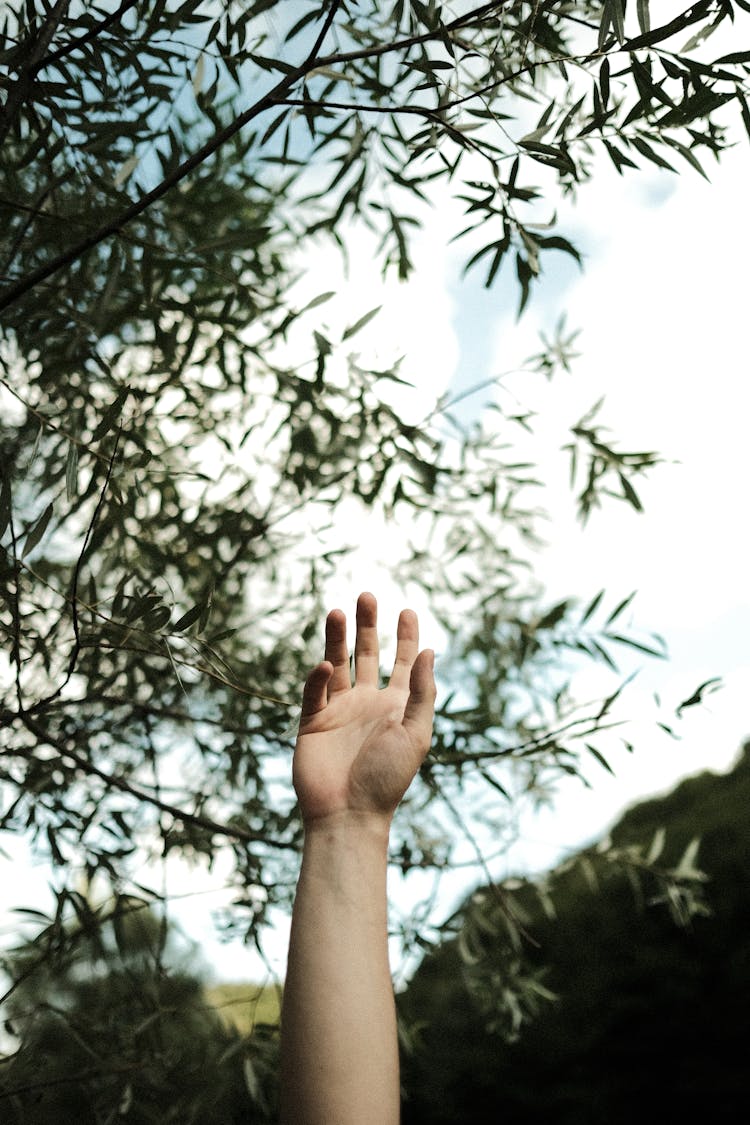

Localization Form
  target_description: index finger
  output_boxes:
[389,608,419,692]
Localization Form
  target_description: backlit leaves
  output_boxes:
[21,502,53,559]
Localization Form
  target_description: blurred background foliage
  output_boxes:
[0,897,279,1122]
[2,739,746,1119]
[400,741,750,1123]
[2,0,750,1116]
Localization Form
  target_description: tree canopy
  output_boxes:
[2,0,749,1114]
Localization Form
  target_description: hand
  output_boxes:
[293,592,436,826]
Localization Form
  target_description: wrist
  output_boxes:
[297,810,392,914]
[301,808,392,848]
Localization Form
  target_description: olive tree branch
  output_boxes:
[0,1,511,312]
[18,713,293,851]
[0,0,72,146]
[39,0,139,69]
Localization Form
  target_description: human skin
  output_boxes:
[279,592,436,1125]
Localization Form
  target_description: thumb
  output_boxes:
[300,660,334,720]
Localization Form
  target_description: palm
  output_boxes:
[293,594,435,824]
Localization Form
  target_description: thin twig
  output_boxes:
[40,0,138,69]
[0,1,511,312]
[19,713,294,851]
[7,506,23,711]
[68,428,122,665]
[0,0,72,146]
[305,0,343,66]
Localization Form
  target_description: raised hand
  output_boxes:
[293,591,436,825]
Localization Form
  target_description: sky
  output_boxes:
[3,39,749,988]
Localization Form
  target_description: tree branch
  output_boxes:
[428,712,622,767]
[0,0,511,313]
[0,0,72,146]
[18,713,294,851]
[39,0,139,70]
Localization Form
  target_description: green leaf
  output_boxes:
[586,744,615,776]
[537,600,569,630]
[603,139,639,174]
[595,672,637,720]
[0,469,11,540]
[581,589,604,625]
[599,57,610,109]
[191,53,205,95]
[285,7,321,41]
[301,291,335,312]
[91,387,129,442]
[715,50,750,64]
[22,502,53,559]
[313,330,332,355]
[668,137,709,180]
[519,140,576,175]
[604,590,636,627]
[629,135,676,172]
[198,585,214,633]
[142,605,172,631]
[172,603,205,632]
[515,252,532,314]
[619,472,643,511]
[260,108,288,145]
[66,441,79,501]
[28,422,43,469]
[590,638,619,672]
[610,0,625,41]
[636,0,651,36]
[676,676,722,715]
[605,633,666,658]
[537,235,582,263]
[599,0,625,48]
[249,53,296,75]
[46,825,64,865]
[113,153,139,187]
[343,306,381,340]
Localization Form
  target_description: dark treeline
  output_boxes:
[400,741,750,1124]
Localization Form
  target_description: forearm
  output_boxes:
[280,812,399,1125]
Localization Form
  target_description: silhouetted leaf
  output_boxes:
[21,502,53,559]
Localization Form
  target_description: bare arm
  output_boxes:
[279,592,436,1125]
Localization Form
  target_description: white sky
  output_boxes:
[3,85,749,989]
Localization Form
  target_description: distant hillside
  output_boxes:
[400,741,750,1125]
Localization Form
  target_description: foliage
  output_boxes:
[400,741,750,1123]
[1,0,749,1108]
[0,896,278,1122]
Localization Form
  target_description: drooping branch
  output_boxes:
[0,1,511,313]
[37,0,139,70]
[19,713,294,851]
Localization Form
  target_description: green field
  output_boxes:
[204,983,282,1036]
